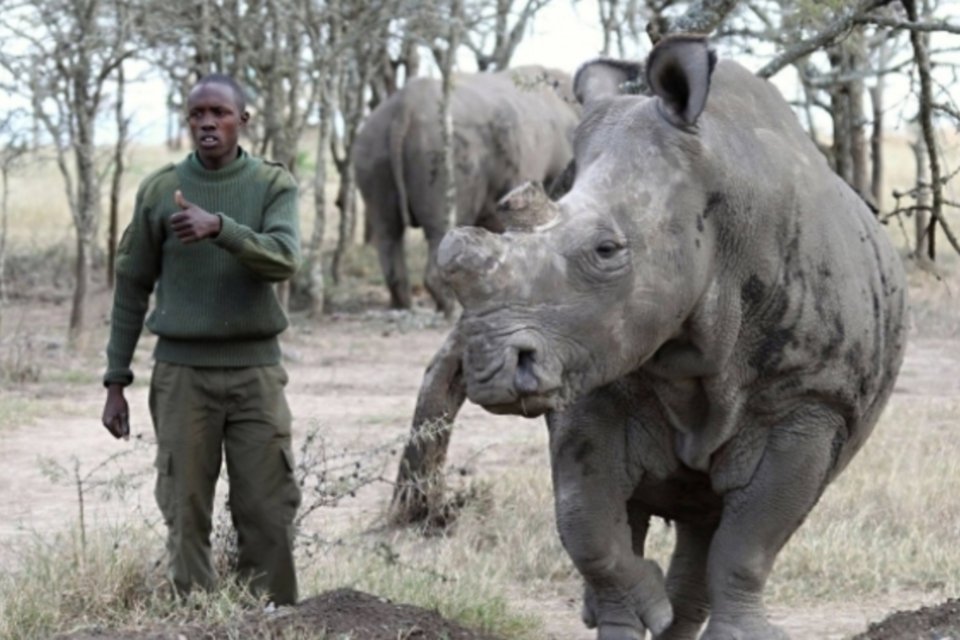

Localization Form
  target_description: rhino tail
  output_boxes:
[389,109,413,229]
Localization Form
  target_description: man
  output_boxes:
[100,74,302,606]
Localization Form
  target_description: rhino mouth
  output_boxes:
[464,345,563,417]
[483,394,558,417]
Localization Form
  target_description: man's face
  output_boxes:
[186,82,247,170]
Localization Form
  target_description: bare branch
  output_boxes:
[757,0,895,79]
[858,16,960,33]
[903,0,951,258]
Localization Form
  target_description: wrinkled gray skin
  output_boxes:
[437,36,907,640]
[354,66,579,315]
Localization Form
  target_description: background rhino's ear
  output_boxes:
[645,34,717,128]
[573,58,644,109]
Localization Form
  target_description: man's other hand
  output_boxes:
[102,384,130,440]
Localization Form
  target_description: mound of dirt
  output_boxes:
[853,598,960,640]
[268,588,501,639]
[56,588,502,640]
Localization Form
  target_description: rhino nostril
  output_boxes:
[515,349,539,394]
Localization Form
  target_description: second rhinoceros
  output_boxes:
[354,66,579,316]
[432,35,907,639]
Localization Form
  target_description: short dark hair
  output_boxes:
[193,74,247,113]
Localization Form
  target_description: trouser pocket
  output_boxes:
[154,449,175,526]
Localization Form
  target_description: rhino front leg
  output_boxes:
[582,505,654,630]
[702,411,840,640]
[549,414,673,639]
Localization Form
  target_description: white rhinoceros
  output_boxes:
[402,35,908,640]
[354,66,580,316]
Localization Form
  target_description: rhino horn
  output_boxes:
[437,226,506,305]
[492,181,560,232]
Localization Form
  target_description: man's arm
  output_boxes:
[101,183,163,438]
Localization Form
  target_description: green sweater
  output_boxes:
[104,150,300,386]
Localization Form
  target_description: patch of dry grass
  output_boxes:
[767,395,960,604]
[0,523,267,640]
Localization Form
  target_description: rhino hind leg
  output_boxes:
[375,229,412,309]
[656,522,714,640]
[423,229,456,318]
[700,410,840,640]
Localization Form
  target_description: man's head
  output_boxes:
[187,74,249,170]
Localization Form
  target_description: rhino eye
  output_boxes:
[595,240,623,259]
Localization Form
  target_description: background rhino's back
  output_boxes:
[354,87,410,221]
[450,67,578,194]
[703,61,907,468]
[388,69,577,226]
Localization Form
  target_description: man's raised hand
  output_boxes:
[171,190,222,243]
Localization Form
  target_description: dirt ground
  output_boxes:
[2,283,959,639]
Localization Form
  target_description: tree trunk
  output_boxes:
[438,0,463,234]
[69,233,89,346]
[846,35,870,197]
[331,160,356,284]
[869,36,888,210]
[107,62,127,289]
[911,135,929,261]
[390,326,467,527]
[391,0,466,528]
[905,0,947,261]
[68,72,100,347]
[829,48,852,184]
[331,61,364,285]
[869,82,884,210]
[300,72,337,317]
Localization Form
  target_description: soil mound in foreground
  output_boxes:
[852,598,960,640]
[56,588,501,639]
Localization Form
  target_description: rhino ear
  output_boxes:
[573,58,644,109]
[645,34,717,128]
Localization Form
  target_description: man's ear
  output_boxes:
[645,34,717,128]
[573,58,644,110]
[240,110,250,125]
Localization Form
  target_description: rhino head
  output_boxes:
[438,35,719,417]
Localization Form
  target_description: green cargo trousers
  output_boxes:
[149,361,301,605]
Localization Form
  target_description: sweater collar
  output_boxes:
[184,147,254,182]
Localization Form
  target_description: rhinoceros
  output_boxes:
[405,35,908,639]
[353,66,580,316]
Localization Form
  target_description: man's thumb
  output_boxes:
[174,190,190,209]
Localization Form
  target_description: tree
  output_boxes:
[709,0,960,260]
[106,59,131,289]
[464,0,555,71]
[0,111,28,330]
[0,0,136,345]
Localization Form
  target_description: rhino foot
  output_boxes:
[598,623,646,640]
[581,559,673,638]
